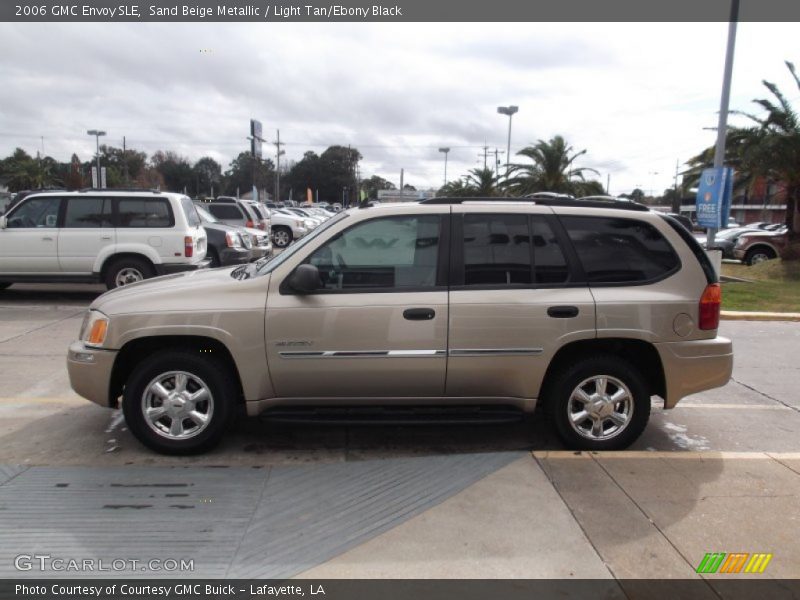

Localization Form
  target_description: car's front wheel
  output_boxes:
[272,226,293,248]
[122,350,236,454]
[545,355,650,451]
[744,247,776,266]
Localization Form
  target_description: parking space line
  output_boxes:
[671,403,792,410]
[533,451,800,460]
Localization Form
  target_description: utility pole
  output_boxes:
[672,159,681,213]
[274,130,284,203]
[607,173,611,195]
[478,142,489,170]
[490,149,505,178]
[123,136,129,185]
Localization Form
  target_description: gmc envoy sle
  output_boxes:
[68,198,733,454]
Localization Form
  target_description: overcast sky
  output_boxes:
[0,22,797,195]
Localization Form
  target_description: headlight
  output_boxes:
[734,237,746,247]
[80,310,109,348]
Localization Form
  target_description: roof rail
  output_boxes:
[78,187,162,193]
[419,196,650,212]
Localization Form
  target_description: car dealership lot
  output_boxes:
[1,283,800,580]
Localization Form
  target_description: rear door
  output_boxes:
[114,196,176,262]
[446,206,596,399]
[58,196,115,274]
[0,196,62,274]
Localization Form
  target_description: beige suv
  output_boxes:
[67,198,733,454]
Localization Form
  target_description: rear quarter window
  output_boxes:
[117,198,174,228]
[560,215,680,284]
[180,196,201,227]
[208,205,244,220]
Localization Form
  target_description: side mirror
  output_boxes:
[0,216,6,229]
[288,264,322,294]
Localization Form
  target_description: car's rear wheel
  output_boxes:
[744,247,776,266]
[105,257,154,290]
[545,355,650,451]
[122,350,236,455]
[207,248,221,268]
[272,226,293,248]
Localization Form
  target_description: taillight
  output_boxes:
[225,232,236,247]
[184,236,194,258]
[246,220,254,228]
[699,283,721,330]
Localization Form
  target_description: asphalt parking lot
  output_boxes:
[1,283,799,582]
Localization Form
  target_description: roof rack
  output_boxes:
[78,187,162,193]
[419,196,650,212]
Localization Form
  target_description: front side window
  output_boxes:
[306,215,441,290]
[7,197,61,228]
[561,216,680,283]
[64,198,113,228]
[117,198,173,228]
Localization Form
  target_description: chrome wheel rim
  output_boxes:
[567,375,633,441]
[141,371,214,440]
[751,253,769,264]
[274,230,290,247]
[115,267,144,287]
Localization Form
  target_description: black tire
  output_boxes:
[122,349,236,455]
[272,226,293,248]
[544,355,650,451]
[744,247,776,266]
[207,248,221,268]
[0,283,11,291]
[104,256,155,290]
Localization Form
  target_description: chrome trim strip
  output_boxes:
[279,349,447,359]
[448,348,544,357]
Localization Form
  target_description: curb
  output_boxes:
[721,311,800,322]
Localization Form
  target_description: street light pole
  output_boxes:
[438,147,450,186]
[497,105,518,179]
[86,129,106,188]
[708,0,739,248]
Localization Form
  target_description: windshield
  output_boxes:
[256,210,349,275]
[194,204,220,224]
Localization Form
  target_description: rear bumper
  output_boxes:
[155,258,211,275]
[67,341,117,408]
[219,247,252,266]
[655,336,733,408]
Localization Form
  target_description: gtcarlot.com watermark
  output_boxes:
[14,554,194,573]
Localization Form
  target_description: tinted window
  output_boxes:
[180,196,201,227]
[208,205,243,220]
[7,197,61,228]
[64,198,113,228]
[532,217,570,284]
[307,215,440,290]
[117,198,173,228]
[561,216,679,283]
[463,214,531,285]
[249,204,266,219]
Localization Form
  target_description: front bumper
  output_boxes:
[67,341,118,408]
[733,248,746,260]
[655,336,733,408]
[155,258,212,275]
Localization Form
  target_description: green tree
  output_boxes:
[505,135,599,196]
[285,146,361,204]
[192,156,222,197]
[0,148,62,191]
[360,175,395,200]
[220,151,275,198]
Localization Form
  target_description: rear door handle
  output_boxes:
[547,305,579,318]
[403,308,435,321]
[41,236,54,241]
[101,235,112,241]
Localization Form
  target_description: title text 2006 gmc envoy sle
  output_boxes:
[68,198,733,454]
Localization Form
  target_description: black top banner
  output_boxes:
[3,0,800,22]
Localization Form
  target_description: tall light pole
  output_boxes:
[86,129,106,188]
[497,105,518,178]
[438,147,450,186]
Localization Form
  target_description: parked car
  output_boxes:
[733,228,789,265]
[0,190,209,290]
[192,204,254,267]
[285,207,324,227]
[704,227,761,259]
[270,210,311,247]
[238,199,272,233]
[67,196,732,454]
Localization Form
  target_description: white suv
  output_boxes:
[0,190,209,290]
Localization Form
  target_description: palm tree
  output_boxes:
[505,135,599,196]
[687,61,800,243]
[464,167,500,196]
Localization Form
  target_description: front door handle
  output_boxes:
[41,236,54,241]
[101,235,112,241]
[547,305,579,318]
[403,308,435,321]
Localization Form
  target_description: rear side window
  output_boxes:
[459,214,570,287]
[180,197,201,227]
[208,205,243,220]
[64,198,113,228]
[117,198,173,228]
[561,216,680,284]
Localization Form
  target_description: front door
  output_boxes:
[265,210,449,398]
[0,196,62,274]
